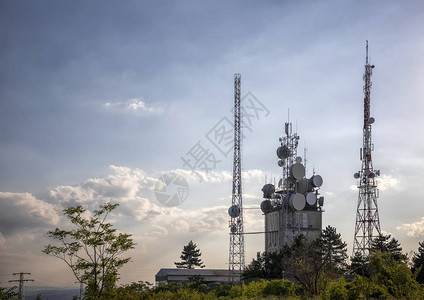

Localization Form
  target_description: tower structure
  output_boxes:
[9,272,34,300]
[228,73,245,283]
[261,121,324,253]
[353,41,381,256]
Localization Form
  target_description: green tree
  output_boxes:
[0,286,18,299]
[319,225,348,274]
[371,234,407,262]
[43,202,135,299]
[285,235,323,295]
[369,251,423,299]
[349,251,372,277]
[412,241,424,284]
[174,241,205,269]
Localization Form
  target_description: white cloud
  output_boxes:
[50,165,158,205]
[397,217,424,237]
[349,174,399,192]
[0,192,60,235]
[104,97,160,114]
[377,174,400,191]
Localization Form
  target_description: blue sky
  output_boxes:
[1,0,424,287]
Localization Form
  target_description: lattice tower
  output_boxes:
[228,73,245,282]
[353,41,381,256]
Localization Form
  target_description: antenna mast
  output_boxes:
[353,41,381,256]
[228,73,245,283]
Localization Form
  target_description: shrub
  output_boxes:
[263,279,296,297]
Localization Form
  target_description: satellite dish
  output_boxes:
[228,205,240,218]
[305,192,316,205]
[308,175,323,189]
[262,183,275,198]
[260,200,272,213]
[367,117,375,125]
[296,156,302,163]
[278,160,285,167]
[296,178,308,194]
[289,163,305,180]
[230,224,237,233]
[354,172,360,179]
[289,193,306,211]
[276,145,290,159]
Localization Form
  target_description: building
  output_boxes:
[155,268,239,286]
[261,121,324,253]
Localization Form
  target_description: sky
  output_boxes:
[1,0,424,288]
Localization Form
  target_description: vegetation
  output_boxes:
[412,241,424,284]
[40,211,424,299]
[42,202,135,299]
[174,240,205,269]
[243,226,347,295]
[0,286,18,300]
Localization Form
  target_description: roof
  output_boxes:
[155,268,240,282]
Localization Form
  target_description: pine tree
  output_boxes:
[371,234,406,262]
[349,251,373,277]
[174,240,205,269]
[319,225,348,272]
[412,241,424,283]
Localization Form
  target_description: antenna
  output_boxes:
[353,41,381,257]
[228,73,245,283]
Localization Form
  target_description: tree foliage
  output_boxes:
[243,226,348,295]
[319,225,348,274]
[0,286,18,300]
[349,251,373,277]
[174,240,205,269]
[412,241,424,284]
[371,234,407,262]
[42,202,135,299]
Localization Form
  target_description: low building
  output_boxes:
[155,268,239,285]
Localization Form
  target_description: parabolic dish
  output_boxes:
[310,174,323,188]
[305,192,317,205]
[290,163,305,180]
[262,183,275,198]
[289,193,306,211]
[228,205,240,218]
[296,178,308,194]
[260,200,272,213]
[276,145,290,159]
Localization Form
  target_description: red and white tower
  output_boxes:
[353,41,381,256]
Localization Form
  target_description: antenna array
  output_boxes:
[353,41,381,256]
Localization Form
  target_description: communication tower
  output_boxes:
[228,73,244,282]
[261,120,324,252]
[353,41,381,256]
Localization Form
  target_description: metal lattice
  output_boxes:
[353,41,381,256]
[229,73,245,283]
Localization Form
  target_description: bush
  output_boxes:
[320,277,348,300]
[263,279,296,297]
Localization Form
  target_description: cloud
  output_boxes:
[377,174,400,191]
[397,217,424,237]
[0,232,5,248]
[44,166,235,236]
[349,174,399,192]
[0,192,60,236]
[49,165,159,205]
[104,97,161,114]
